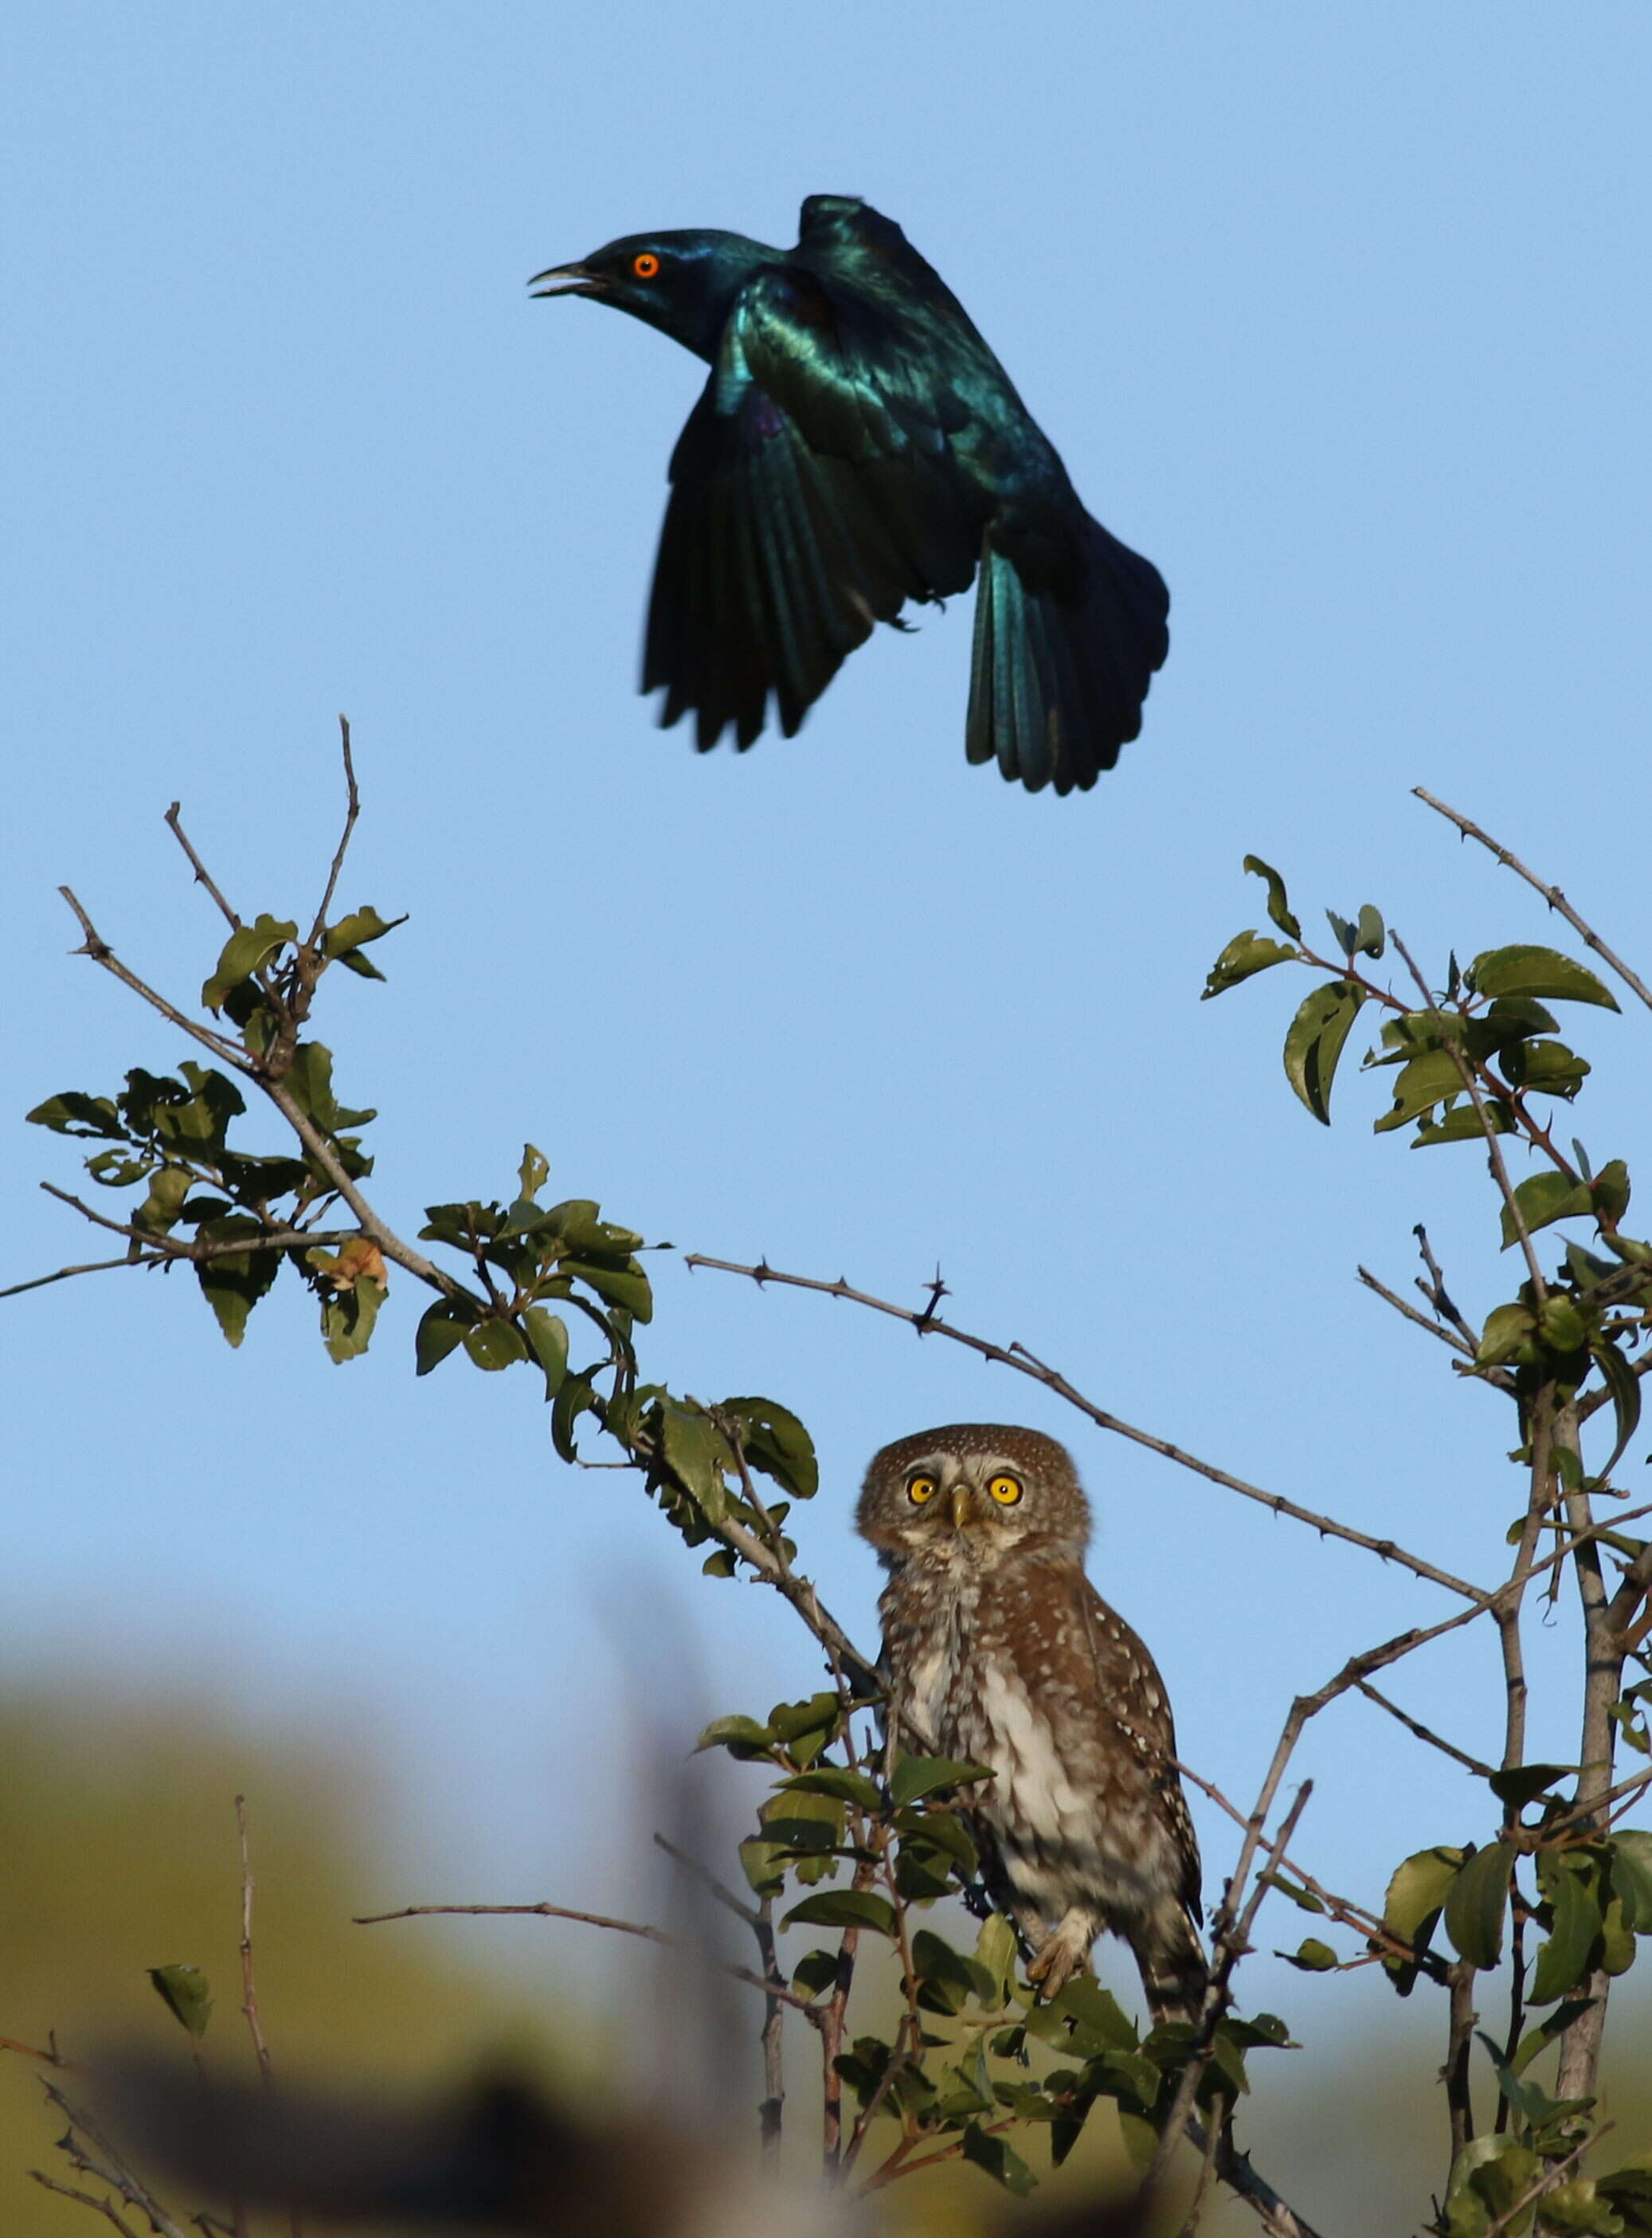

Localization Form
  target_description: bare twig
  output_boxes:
[1353,1680,1495,1778]
[1413,788,1652,1015]
[58,889,252,1072]
[233,1797,275,2087]
[29,2168,143,2238]
[1414,1227,1483,1354]
[1358,1262,1483,1366]
[1389,929,1547,1299]
[353,1899,820,2015]
[164,804,241,931]
[1444,1962,1478,2161]
[0,1254,139,1301]
[41,2079,191,2238]
[308,717,361,949]
[1555,1401,1618,2103]
[684,1253,1482,1601]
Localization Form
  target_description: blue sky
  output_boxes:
[5,2,1651,2071]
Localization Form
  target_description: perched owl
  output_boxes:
[857,1423,1204,2021]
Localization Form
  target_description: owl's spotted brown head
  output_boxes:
[856,1422,1092,1568]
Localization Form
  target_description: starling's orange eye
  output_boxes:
[988,1473,1024,1506]
[907,1472,938,1504]
[632,251,661,280]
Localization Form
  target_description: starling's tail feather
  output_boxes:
[966,518,1169,795]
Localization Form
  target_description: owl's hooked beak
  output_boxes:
[948,1483,976,1531]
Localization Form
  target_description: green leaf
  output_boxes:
[1258,1869,1325,1913]
[133,1165,194,1236]
[960,2122,1035,2197]
[1353,903,1386,958]
[1383,1844,1466,1994]
[792,1948,840,1999]
[1444,1840,1515,1970]
[974,1915,1019,2005]
[1488,1763,1575,1809]
[517,1143,550,1201]
[1372,1047,1468,1134]
[1611,1832,1652,1933]
[1591,1338,1643,1482]
[25,1092,124,1139]
[550,1370,597,1460]
[322,904,405,970]
[1243,855,1302,941]
[414,1297,474,1376]
[194,1216,280,1348]
[1501,1172,1595,1248]
[464,1319,529,1372]
[1415,1099,1517,1147]
[202,915,298,1012]
[781,1890,898,1938]
[147,1963,213,2036]
[782,1767,884,1813]
[1470,945,1619,1012]
[563,1259,653,1323]
[1591,1159,1631,1225]
[1283,979,1365,1124]
[1280,1938,1339,1971]
[1505,1038,1591,1099]
[1478,1302,1539,1369]
[718,1397,819,1499]
[1532,1859,1604,2005]
[694,1715,775,1761]
[1540,1295,1587,1353]
[519,1307,568,1397]
[889,1753,993,1807]
[660,1403,733,1520]
[1201,930,1298,999]
[322,1275,383,1364]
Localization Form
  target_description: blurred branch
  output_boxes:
[684,1253,1481,1601]
[353,1899,820,2016]
[28,2168,144,2238]
[40,2079,190,2238]
[1414,788,1652,1015]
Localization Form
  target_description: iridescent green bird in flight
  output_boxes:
[530,194,1169,796]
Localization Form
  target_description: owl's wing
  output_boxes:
[1075,1578,1204,1926]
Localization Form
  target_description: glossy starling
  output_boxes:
[531,194,1169,796]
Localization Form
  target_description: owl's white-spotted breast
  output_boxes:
[857,1423,1204,2020]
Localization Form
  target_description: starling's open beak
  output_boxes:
[528,262,604,299]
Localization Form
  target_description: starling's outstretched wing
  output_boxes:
[643,267,981,751]
[793,194,1171,796]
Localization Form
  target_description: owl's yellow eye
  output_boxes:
[988,1473,1024,1506]
[632,250,661,280]
[906,1472,938,1504]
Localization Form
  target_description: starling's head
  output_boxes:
[529,228,776,363]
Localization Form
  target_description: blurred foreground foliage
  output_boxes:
[0,1694,564,2238]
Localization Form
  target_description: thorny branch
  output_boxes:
[683,1253,1482,1601]
[1413,788,1652,1016]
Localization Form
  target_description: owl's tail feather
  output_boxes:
[1137,1906,1209,2028]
